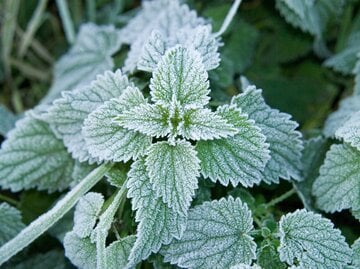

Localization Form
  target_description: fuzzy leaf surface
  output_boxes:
[335,111,360,151]
[106,236,136,269]
[150,46,210,107]
[42,23,121,103]
[278,209,352,269]
[126,159,186,267]
[45,70,131,163]
[0,115,74,192]
[83,87,151,162]
[163,197,256,269]
[196,105,270,187]
[313,144,360,213]
[352,238,360,267]
[232,86,303,184]
[0,203,25,246]
[146,140,200,215]
[73,192,104,238]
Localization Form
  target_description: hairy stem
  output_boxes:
[0,194,19,207]
[215,0,242,37]
[0,164,111,266]
[265,188,296,208]
[94,182,128,269]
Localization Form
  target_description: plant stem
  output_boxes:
[0,194,19,207]
[215,0,242,37]
[94,182,128,269]
[56,0,76,44]
[265,188,296,208]
[86,0,96,22]
[0,164,111,266]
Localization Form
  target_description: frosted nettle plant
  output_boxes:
[0,0,358,269]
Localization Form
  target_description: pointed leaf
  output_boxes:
[0,203,25,246]
[126,159,186,266]
[64,232,96,269]
[323,95,360,137]
[196,105,270,187]
[313,144,360,213]
[150,46,210,107]
[278,209,352,269]
[146,140,200,215]
[115,103,170,138]
[232,86,303,184]
[335,111,360,151]
[163,197,257,268]
[0,114,74,192]
[83,88,152,162]
[180,108,239,140]
[73,192,104,238]
[42,23,122,103]
[45,70,132,163]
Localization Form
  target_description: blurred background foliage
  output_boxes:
[0,0,359,267]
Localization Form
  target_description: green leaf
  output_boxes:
[150,46,210,107]
[336,111,360,151]
[115,103,171,138]
[106,236,136,269]
[126,159,186,266]
[258,244,286,269]
[0,203,25,246]
[163,197,257,268]
[196,105,270,187]
[145,140,200,215]
[0,114,74,192]
[73,192,104,238]
[64,232,97,269]
[11,250,66,269]
[83,88,152,162]
[180,108,238,140]
[232,86,303,184]
[313,144,360,213]
[45,70,132,163]
[352,238,360,267]
[278,209,352,269]
[42,23,121,103]
[230,265,261,269]
[323,95,360,137]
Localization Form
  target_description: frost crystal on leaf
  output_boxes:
[145,140,200,216]
[278,209,352,269]
[42,23,122,103]
[150,46,210,107]
[126,159,186,267]
[232,86,303,184]
[323,95,360,137]
[352,238,360,267]
[73,192,104,238]
[163,197,257,269]
[313,144,360,213]
[335,111,360,151]
[83,87,152,162]
[0,114,74,192]
[196,105,270,187]
[45,70,132,163]
[0,203,25,246]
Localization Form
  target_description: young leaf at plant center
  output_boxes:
[45,70,132,163]
[257,243,286,269]
[313,144,360,214]
[0,203,25,246]
[0,114,74,192]
[232,86,303,184]
[126,159,186,267]
[162,197,257,269]
[323,95,360,137]
[335,111,360,151]
[150,46,210,108]
[196,105,270,187]
[278,209,352,269]
[230,265,261,269]
[42,23,122,104]
[145,140,200,216]
[64,232,97,269]
[83,87,152,162]
[73,192,104,238]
